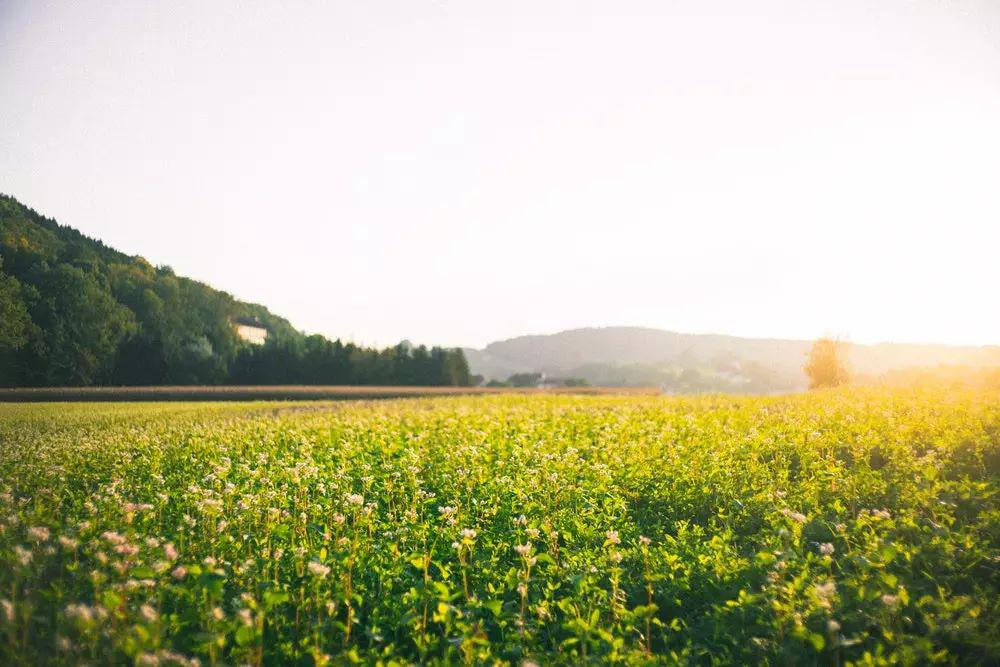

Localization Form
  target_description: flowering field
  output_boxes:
[1,391,998,665]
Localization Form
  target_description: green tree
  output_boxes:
[22,265,136,385]
[804,337,850,389]
[0,258,30,352]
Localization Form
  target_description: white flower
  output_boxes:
[115,543,139,557]
[0,599,13,623]
[139,604,158,623]
[164,543,178,561]
[65,603,95,622]
[171,566,187,580]
[814,581,837,608]
[460,528,477,540]
[307,561,331,578]
[101,531,127,546]
[605,530,621,545]
[525,528,540,539]
[58,536,79,549]
[780,509,807,524]
[13,545,31,566]
[819,543,834,555]
[639,535,652,546]
[346,493,364,506]
[881,594,900,607]
[198,498,223,514]
[27,526,50,542]
[514,543,533,556]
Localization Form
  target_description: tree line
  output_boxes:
[0,195,470,387]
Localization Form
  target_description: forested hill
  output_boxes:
[0,195,470,387]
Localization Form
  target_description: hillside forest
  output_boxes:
[0,195,470,387]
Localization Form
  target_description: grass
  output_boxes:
[0,389,998,665]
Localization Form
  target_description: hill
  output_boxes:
[0,195,470,387]
[465,327,1000,392]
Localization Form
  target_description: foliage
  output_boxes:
[0,258,31,353]
[0,195,469,387]
[507,373,543,387]
[805,338,851,389]
[1,389,998,665]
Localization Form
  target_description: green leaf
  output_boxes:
[235,625,255,646]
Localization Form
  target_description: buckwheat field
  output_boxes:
[1,390,998,665]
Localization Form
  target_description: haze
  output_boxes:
[1,0,998,349]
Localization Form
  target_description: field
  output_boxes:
[0,385,659,403]
[1,390,998,665]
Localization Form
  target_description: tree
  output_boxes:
[507,372,542,387]
[22,265,136,385]
[804,337,850,389]
[445,348,472,386]
[0,259,30,352]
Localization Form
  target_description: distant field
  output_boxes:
[0,384,660,402]
[1,389,998,665]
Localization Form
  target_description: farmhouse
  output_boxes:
[233,317,268,345]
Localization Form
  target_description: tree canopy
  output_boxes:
[804,337,851,389]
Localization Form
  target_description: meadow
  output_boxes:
[0,390,998,665]
[0,385,657,403]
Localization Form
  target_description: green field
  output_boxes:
[1,391,998,665]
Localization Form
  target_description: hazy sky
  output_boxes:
[2,0,999,348]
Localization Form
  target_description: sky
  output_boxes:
[1,0,999,349]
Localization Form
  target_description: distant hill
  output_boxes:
[0,195,470,387]
[465,327,1000,392]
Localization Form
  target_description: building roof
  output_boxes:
[233,316,267,330]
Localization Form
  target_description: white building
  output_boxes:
[234,318,268,345]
